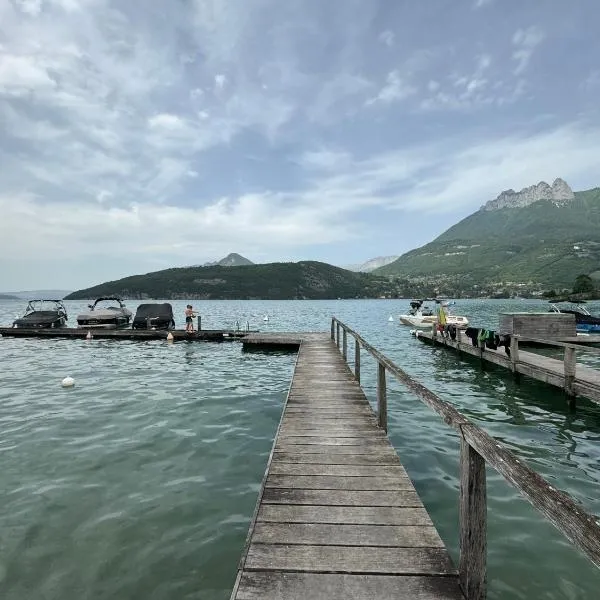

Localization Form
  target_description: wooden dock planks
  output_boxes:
[416,329,600,405]
[231,334,464,600]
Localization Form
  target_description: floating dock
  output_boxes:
[415,329,600,406]
[0,327,253,341]
[231,333,464,600]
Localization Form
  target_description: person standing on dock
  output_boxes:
[184,305,197,333]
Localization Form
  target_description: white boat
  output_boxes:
[76,296,133,329]
[399,299,468,329]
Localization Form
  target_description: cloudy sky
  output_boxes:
[1,0,599,290]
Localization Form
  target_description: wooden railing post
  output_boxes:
[342,329,347,360]
[354,339,361,384]
[510,336,520,382]
[331,318,335,340]
[377,361,387,432]
[564,347,576,407]
[459,437,487,600]
[336,322,341,349]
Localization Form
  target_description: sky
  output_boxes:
[1,0,599,291]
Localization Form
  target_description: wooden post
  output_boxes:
[377,362,387,432]
[198,315,202,331]
[342,329,347,360]
[459,437,487,600]
[564,346,576,407]
[330,318,335,340]
[510,336,520,383]
[336,322,341,349]
[354,340,361,384]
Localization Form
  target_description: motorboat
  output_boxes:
[549,300,600,333]
[399,299,469,329]
[13,299,68,328]
[76,297,132,329]
[132,303,175,330]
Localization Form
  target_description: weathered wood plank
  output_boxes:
[272,451,401,465]
[279,427,384,436]
[276,436,389,446]
[266,474,413,490]
[268,463,408,477]
[274,444,394,454]
[236,572,465,600]
[261,488,423,507]
[245,544,456,575]
[257,504,434,525]
[252,522,444,547]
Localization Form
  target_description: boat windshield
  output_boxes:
[90,297,126,310]
[25,300,65,314]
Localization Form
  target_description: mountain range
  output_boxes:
[34,178,600,300]
[0,289,73,300]
[65,261,395,300]
[375,179,600,296]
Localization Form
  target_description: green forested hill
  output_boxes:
[65,261,395,300]
[375,188,600,294]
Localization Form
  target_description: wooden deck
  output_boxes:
[416,329,600,406]
[0,327,251,341]
[231,333,464,600]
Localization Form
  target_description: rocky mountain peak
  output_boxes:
[481,178,575,211]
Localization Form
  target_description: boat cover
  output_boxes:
[14,311,64,327]
[132,303,175,329]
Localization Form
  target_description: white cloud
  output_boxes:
[367,70,416,105]
[214,73,227,90]
[148,113,186,130]
[512,26,545,74]
[378,30,394,47]
[0,54,57,95]
[474,0,494,7]
[299,149,352,171]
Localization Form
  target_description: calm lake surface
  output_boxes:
[0,298,599,599]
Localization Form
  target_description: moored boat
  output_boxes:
[399,299,469,329]
[76,297,132,329]
[132,303,176,330]
[549,300,600,333]
[13,299,68,328]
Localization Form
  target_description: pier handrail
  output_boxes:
[512,334,600,353]
[331,317,600,600]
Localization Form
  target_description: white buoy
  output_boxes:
[167,332,174,343]
[263,315,269,322]
[86,331,92,340]
[61,376,75,388]
[388,315,394,322]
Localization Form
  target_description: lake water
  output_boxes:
[0,298,599,599]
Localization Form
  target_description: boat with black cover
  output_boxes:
[76,297,133,329]
[13,299,68,328]
[549,299,600,333]
[132,303,176,330]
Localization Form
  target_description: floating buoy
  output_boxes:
[388,315,394,322]
[263,315,269,322]
[61,376,75,388]
[86,331,92,340]
[167,332,174,343]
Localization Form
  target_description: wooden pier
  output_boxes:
[415,329,600,407]
[0,327,251,341]
[231,333,464,600]
[233,320,600,599]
